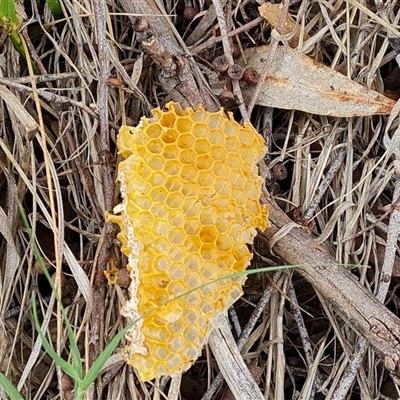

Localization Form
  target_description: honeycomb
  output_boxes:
[107,102,269,381]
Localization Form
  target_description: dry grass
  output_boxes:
[1,0,400,399]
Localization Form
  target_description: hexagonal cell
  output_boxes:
[213,161,230,177]
[152,345,169,361]
[169,263,185,280]
[168,281,186,297]
[155,364,168,377]
[182,325,199,343]
[176,117,194,133]
[232,244,250,261]
[142,326,169,342]
[200,261,218,279]
[161,129,177,143]
[198,187,216,206]
[239,145,254,162]
[169,336,184,352]
[198,207,218,226]
[165,176,183,192]
[148,155,165,170]
[160,112,176,127]
[200,243,219,260]
[200,300,214,314]
[228,286,243,303]
[184,235,201,251]
[149,171,166,186]
[137,164,152,178]
[153,313,169,326]
[150,187,169,203]
[192,154,214,169]
[170,213,184,228]
[182,308,201,324]
[151,203,169,218]
[166,353,183,370]
[242,161,255,175]
[181,165,198,182]
[224,136,240,153]
[199,226,218,244]
[214,197,230,209]
[166,192,184,209]
[164,160,181,176]
[239,127,255,145]
[201,281,217,296]
[177,133,195,149]
[183,218,201,235]
[183,344,200,360]
[140,286,169,306]
[145,124,162,138]
[184,254,202,270]
[244,180,261,199]
[134,195,152,210]
[226,153,242,168]
[208,113,224,129]
[229,170,245,188]
[153,237,171,253]
[170,246,185,261]
[181,182,199,197]
[223,121,238,136]
[197,171,214,187]
[162,144,180,159]
[194,139,211,155]
[232,189,247,206]
[214,178,231,196]
[209,130,225,145]
[147,138,163,154]
[167,228,185,244]
[210,145,226,161]
[147,273,170,290]
[192,110,207,122]
[154,220,169,236]
[246,198,262,216]
[136,212,155,229]
[185,290,203,308]
[217,253,236,268]
[192,123,208,138]
[183,198,202,217]
[183,271,202,288]
[215,235,234,251]
[161,301,183,323]
[180,148,197,164]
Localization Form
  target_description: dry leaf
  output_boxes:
[238,45,395,117]
[259,2,309,48]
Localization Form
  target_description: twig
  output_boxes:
[213,0,249,121]
[0,71,88,84]
[190,17,264,55]
[247,0,291,119]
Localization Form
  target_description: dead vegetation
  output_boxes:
[2,0,400,399]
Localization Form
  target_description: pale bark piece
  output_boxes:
[260,191,400,377]
[238,45,395,117]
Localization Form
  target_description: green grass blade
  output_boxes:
[45,0,63,20]
[31,293,81,381]
[0,0,18,27]
[0,371,25,400]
